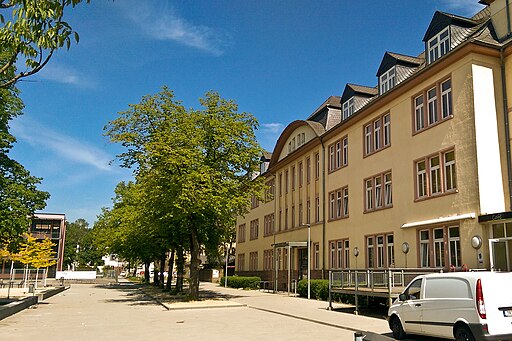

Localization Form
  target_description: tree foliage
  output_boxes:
[0,69,49,242]
[104,87,264,299]
[14,233,56,269]
[0,0,90,88]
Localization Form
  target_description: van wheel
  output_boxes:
[391,316,406,340]
[455,325,475,341]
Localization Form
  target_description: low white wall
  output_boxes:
[56,271,97,280]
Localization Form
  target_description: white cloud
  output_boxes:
[37,63,97,88]
[261,122,285,134]
[441,0,485,15]
[258,122,284,152]
[11,118,112,172]
[121,2,231,56]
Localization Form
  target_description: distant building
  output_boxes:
[235,0,512,291]
[29,213,66,278]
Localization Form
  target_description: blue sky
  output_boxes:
[9,0,485,225]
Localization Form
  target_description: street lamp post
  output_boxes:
[307,223,311,300]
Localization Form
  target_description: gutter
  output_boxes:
[500,46,512,210]
[320,138,327,279]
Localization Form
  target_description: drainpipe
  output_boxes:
[500,47,512,210]
[272,172,277,292]
[321,139,327,279]
[506,0,511,38]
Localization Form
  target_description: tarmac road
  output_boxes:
[0,280,445,341]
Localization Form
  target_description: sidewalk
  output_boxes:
[139,280,393,340]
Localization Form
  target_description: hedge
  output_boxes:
[219,276,261,289]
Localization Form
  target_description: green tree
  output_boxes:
[63,218,89,268]
[0,78,49,241]
[0,0,91,88]
[106,87,264,299]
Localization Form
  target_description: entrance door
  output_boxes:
[298,248,308,280]
[489,238,512,271]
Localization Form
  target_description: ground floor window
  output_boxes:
[263,249,274,270]
[313,243,320,269]
[329,239,349,269]
[366,233,394,268]
[418,225,460,269]
[249,251,258,271]
[237,253,245,271]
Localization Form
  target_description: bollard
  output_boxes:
[354,331,365,341]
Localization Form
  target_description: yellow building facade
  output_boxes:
[236,0,512,290]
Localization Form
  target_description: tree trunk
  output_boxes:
[189,225,201,300]
[159,253,165,287]
[144,262,150,283]
[153,260,159,286]
[176,246,184,293]
[166,248,175,291]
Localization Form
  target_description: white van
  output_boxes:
[388,272,512,340]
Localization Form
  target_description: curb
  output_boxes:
[0,296,38,321]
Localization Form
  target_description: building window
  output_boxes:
[383,114,391,147]
[448,226,461,267]
[434,228,445,268]
[306,157,311,183]
[418,226,460,269]
[364,113,391,156]
[379,67,396,94]
[250,219,259,240]
[427,87,438,125]
[279,210,282,232]
[265,179,275,202]
[414,95,425,131]
[367,237,374,268]
[367,233,394,268]
[365,179,373,211]
[298,161,303,187]
[315,152,320,179]
[328,186,349,220]
[364,171,392,212]
[342,97,354,120]
[291,205,295,228]
[238,224,246,243]
[279,173,283,197]
[315,197,320,222]
[328,136,348,172]
[342,137,348,167]
[291,166,295,191]
[251,195,259,209]
[314,243,320,269]
[298,202,303,226]
[285,170,289,193]
[306,199,311,224]
[285,207,288,230]
[387,235,395,267]
[330,239,349,269]
[441,79,452,119]
[249,251,258,271]
[263,213,275,237]
[413,78,453,133]
[263,249,274,271]
[415,149,457,200]
[237,253,245,271]
[427,27,450,64]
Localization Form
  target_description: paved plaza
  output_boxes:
[0,279,443,341]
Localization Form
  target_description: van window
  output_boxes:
[404,278,422,300]
[424,278,471,299]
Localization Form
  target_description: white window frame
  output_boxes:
[383,114,391,147]
[428,27,450,64]
[384,172,392,206]
[444,150,456,191]
[415,95,425,131]
[416,160,427,199]
[427,87,438,125]
[434,228,445,268]
[430,155,441,195]
[441,79,452,119]
[342,97,354,120]
[420,230,430,267]
[342,137,348,166]
[379,67,396,94]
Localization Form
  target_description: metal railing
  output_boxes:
[328,268,438,313]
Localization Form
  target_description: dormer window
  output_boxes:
[379,67,395,94]
[342,97,354,120]
[427,27,450,64]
